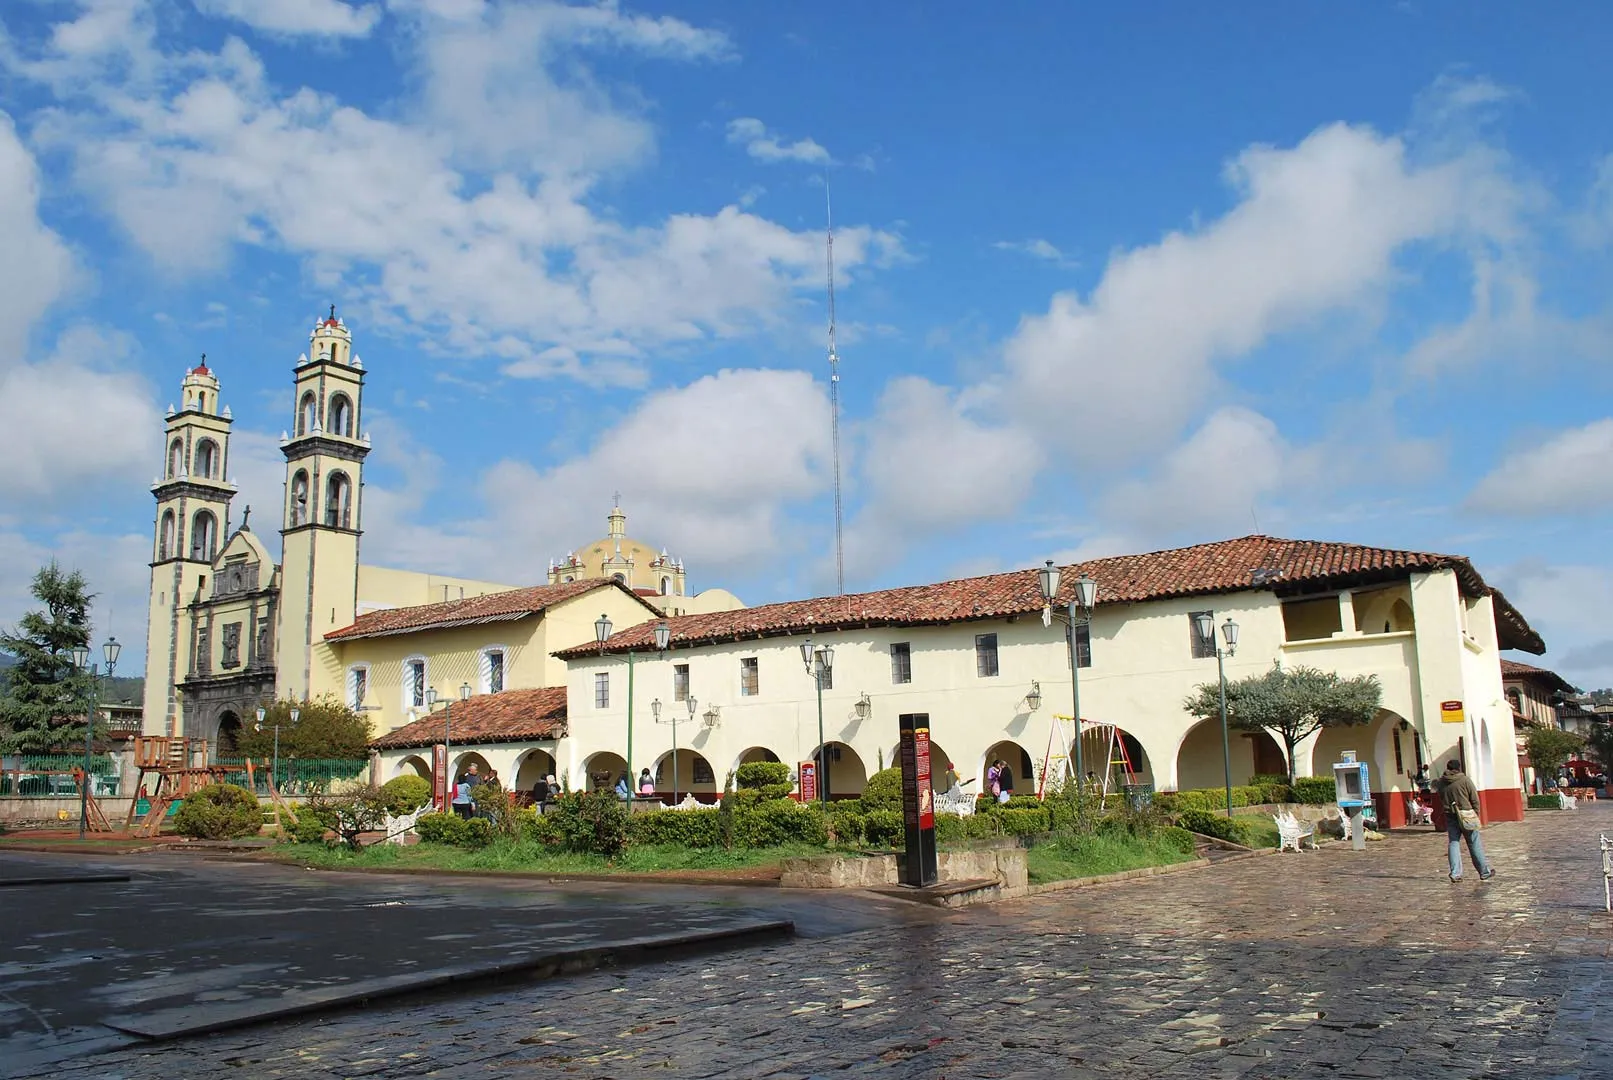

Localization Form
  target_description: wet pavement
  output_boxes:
[7,805,1613,1078]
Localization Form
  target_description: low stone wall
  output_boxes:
[779,844,1028,898]
[1,797,137,827]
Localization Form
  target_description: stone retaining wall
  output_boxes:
[779,845,1028,897]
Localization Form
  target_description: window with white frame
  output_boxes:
[482,647,506,694]
[890,642,912,684]
[673,663,690,702]
[348,665,369,710]
[595,672,610,708]
[975,633,999,677]
[740,657,759,696]
[403,658,426,709]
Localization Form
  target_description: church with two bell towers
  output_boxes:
[140,310,738,754]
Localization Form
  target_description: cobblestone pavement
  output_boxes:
[43,806,1613,1079]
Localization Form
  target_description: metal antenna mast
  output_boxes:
[825,178,844,595]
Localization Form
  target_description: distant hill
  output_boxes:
[0,651,142,705]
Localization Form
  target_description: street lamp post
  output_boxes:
[1039,561,1097,789]
[799,637,835,803]
[1193,612,1241,818]
[72,636,119,840]
[596,616,671,804]
[427,682,472,806]
[253,705,287,785]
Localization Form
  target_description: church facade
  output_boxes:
[139,313,683,753]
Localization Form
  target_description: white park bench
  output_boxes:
[1274,811,1316,853]
[935,780,976,817]
[382,804,425,844]
[1600,833,1611,913]
[1559,790,1579,810]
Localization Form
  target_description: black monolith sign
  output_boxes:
[897,712,939,887]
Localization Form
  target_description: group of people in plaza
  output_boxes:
[450,762,561,817]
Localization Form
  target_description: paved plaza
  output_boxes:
[8,805,1613,1079]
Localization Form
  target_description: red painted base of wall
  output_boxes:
[1478,787,1523,823]
[1372,788,1523,828]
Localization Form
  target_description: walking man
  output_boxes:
[1435,758,1494,883]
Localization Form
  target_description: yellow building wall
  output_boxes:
[356,565,523,612]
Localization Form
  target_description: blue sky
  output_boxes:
[1,1,1610,688]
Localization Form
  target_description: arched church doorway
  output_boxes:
[216,711,241,757]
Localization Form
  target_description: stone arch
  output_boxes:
[167,437,184,478]
[298,390,317,436]
[191,510,217,561]
[812,741,868,798]
[982,739,1034,796]
[289,470,310,526]
[216,710,241,756]
[325,471,352,528]
[193,438,218,479]
[582,751,628,792]
[1310,713,1394,780]
[514,749,556,791]
[653,749,717,797]
[450,751,492,785]
[395,755,431,779]
[158,510,177,560]
[1174,717,1285,791]
[1477,718,1494,789]
[328,392,354,438]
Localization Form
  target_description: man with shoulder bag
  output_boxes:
[1436,759,1494,883]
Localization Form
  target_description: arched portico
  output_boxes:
[653,749,718,798]
[1074,725,1153,791]
[514,749,557,791]
[395,754,431,779]
[1174,718,1285,791]
[450,751,492,785]
[216,711,241,756]
[983,740,1034,797]
[581,751,627,792]
[812,741,868,798]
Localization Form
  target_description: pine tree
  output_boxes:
[0,563,98,752]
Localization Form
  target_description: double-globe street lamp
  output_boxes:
[595,614,671,803]
[428,682,473,804]
[1038,561,1097,788]
[799,638,834,803]
[254,704,297,786]
[1192,611,1241,818]
[650,695,698,801]
[71,636,120,841]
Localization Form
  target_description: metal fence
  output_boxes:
[216,757,369,796]
[1,754,120,797]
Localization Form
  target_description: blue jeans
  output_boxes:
[1447,818,1491,878]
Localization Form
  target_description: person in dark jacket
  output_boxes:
[1435,760,1494,882]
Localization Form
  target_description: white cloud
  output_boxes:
[1466,419,1613,515]
[726,117,831,165]
[0,526,155,667]
[1494,560,1613,690]
[194,0,382,38]
[993,238,1075,267]
[844,377,1041,579]
[999,123,1524,467]
[0,112,75,363]
[8,7,896,379]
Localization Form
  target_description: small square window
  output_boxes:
[740,657,759,697]
[595,672,610,709]
[890,642,912,685]
[975,633,999,678]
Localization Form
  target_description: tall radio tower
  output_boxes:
[825,179,844,595]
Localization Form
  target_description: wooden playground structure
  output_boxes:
[106,735,299,837]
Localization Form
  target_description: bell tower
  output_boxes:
[142,359,236,735]
[276,307,369,701]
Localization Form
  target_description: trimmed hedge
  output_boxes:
[859,768,904,813]
[415,812,493,848]
[1291,777,1338,805]
[1177,809,1247,845]
[1527,793,1563,809]
[861,808,904,848]
[974,793,1044,813]
[378,775,432,815]
[628,808,722,846]
[1159,825,1198,855]
[735,761,790,789]
[174,783,263,840]
[934,813,1004,842]
[995,806,1052,835]
[733,800,828,847]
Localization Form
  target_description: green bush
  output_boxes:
[378,775,432,815]
[547,790,630,856]
[1254,781,1295,804]
[1248,773,1289,787]
[735,761,790,789]
[1527,793,1564,809]
[1159,825,1198,855]
[628,808,722,847]
[996,807,1051,836]
[975,793,1043,813]
[286,813,332,844]
[733,800,828,847]
[861,808,905,848]
[859,767,904,813]
[415,811,494,848]
[934,813,1003,842]
[1177,809,1245,844]
[520,807,560,845]
[174,783,263,840]
[825,805,866,846]
[1291,777,1337,805]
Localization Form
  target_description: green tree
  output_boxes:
[0,564,98,752]
[1185,663,1382,784]
[1585,722,1613,774]
[235,695,373,760]
[1524,726,1586,782]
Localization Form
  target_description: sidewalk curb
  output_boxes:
[238,855,785,889]
[101,918,794,1042]
[1025,856,1214,896]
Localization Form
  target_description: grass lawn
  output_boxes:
[266,839,834,875]
[1025,831,1198,885]
[1231,814,1281,850]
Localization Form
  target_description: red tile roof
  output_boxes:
[326,579,657,642]
[370,687,567,750]
[556,534,1545,658]
[1500,659,1577,694]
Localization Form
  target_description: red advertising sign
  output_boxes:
[799,760,818,802]
[915,726,934,830]
[432,744,448,811]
